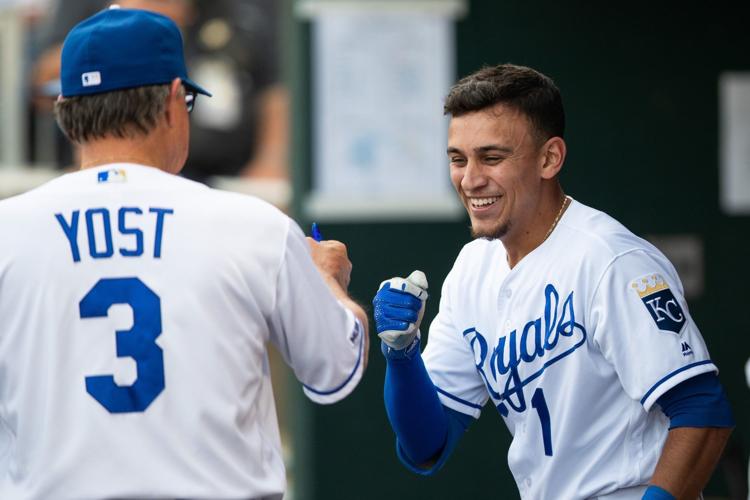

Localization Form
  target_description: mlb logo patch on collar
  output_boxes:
[97,168,127,184]
[631,273,686,334]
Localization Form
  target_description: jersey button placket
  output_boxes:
[498,286,513,311]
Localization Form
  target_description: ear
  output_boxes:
[539,136,566,180]
[164,77,183,128]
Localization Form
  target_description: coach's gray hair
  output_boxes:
[54,84,171,144]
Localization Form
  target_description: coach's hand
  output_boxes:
[307,238,353,291]
[373,270,429,351]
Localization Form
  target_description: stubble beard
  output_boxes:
[470,219,510,241]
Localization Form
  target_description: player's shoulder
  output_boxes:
[558,198,659,261]
[558,198,688,299]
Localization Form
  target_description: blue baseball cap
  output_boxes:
[60,6,211,98]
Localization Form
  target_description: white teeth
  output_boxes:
[471,197,500,207]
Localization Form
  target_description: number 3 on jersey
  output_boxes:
[79,277,165,413]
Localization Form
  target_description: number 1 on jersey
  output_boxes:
[531,388,553,456]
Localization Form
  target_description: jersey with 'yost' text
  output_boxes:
[0,164,364,500]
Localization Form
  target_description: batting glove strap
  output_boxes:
[381,336,421,362]
[641,485,676,500]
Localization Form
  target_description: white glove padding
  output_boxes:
[374,270,429,350]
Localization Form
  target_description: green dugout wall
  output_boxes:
[286,2,750,498]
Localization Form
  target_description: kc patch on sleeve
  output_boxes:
[631,273,686,334]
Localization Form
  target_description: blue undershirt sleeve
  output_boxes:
[382,339,474,475]
[642,485,676,500]
[396,405,473,475]
[656,372,735,429]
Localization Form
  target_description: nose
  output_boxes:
[461,159,488,193]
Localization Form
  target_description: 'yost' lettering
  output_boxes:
[55,206,174,262]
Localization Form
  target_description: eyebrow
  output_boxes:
[446,145,513,155]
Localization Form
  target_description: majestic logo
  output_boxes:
[97,169,127,184]
[463,284,586,416]
[631,274,686,334]
[681,341,693,356]
[349,321,361,344]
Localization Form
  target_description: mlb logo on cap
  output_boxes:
[82,71,102,87]
[60,6,210,98]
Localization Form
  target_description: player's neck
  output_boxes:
[503,186,569,269]
[78,133,176,173]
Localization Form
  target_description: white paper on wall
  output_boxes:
[307,2,465,220]
[719,72,750,215]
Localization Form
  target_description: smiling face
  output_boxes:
[448,104,551,241]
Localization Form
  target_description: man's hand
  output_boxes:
[307,238,352,291]
[373,271,428,350]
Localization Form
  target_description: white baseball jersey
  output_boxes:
[423,197,716,500]
[0,164,364,500]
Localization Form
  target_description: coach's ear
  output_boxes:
[164,77,184,128]
[539,136,566,180]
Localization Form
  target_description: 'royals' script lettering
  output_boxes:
[463,284,587,414]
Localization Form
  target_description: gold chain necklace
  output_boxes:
[543,194,569,243]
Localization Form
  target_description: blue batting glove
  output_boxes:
[373,270,428,350]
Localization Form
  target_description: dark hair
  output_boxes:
[444,64,565,142]
[54,84,171,144]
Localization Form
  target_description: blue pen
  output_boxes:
[311,222,323,242]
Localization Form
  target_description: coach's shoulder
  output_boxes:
[0,187,39,219]
[197,186,292,242]
[205,186,287,219]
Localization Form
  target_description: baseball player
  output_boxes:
[373,64,733,499]
[0,7,368,500]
